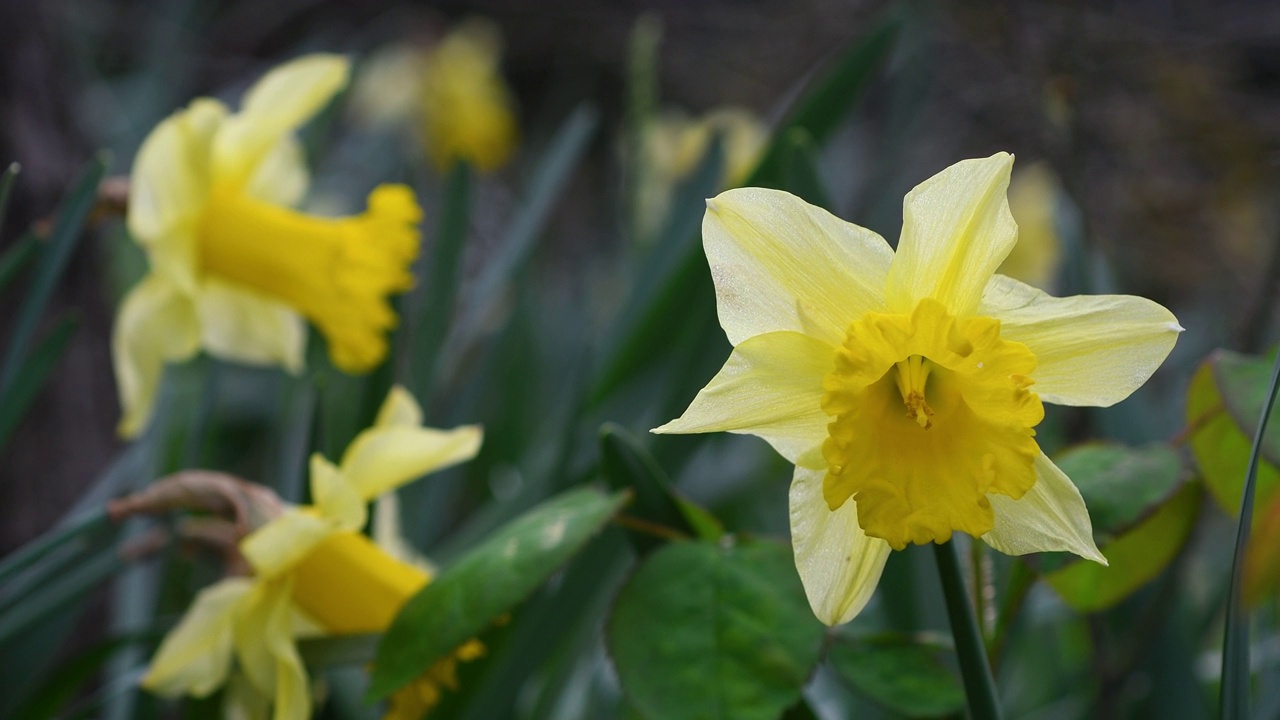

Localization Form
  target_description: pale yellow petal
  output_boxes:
[142,577,252,697]
[233,578,311,720]
[339,424,483,501]
[982,452,1106,563]
[885,152,1017,317]
[239,508,334,578]
[1000,162,1062,290]
[375,384,425,428]
[223,673,272,720]
[703,187,892,346]
[979,274,1182,407]
[789,465,892,626]
[113,274,201,438]
[310,454,367,531]
[195,279,306,373]
[242,134,309,207]
[129,98,227,294]
[653,331,833,464]
[213,54,349,187]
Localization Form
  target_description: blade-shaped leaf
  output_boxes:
[0,314,79,451]
[608,539,825,720]
[368,486,628,699]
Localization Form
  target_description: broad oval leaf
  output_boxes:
[827,634,965,719]
[1036,442,1196,611]
[609,539,825,720]
[368,486,628,699]
[1187,351,1280,520]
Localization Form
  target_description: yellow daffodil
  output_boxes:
[420,20,518,172]
[142,386,482,718]
[1000,161,1064,290]
[654,153,1181,625]
[648,108,767,189]
[116,54,423,438]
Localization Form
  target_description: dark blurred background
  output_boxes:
[3,0,1279,554]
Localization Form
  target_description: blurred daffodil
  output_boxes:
[654,153,1182,625]
[421,20,518,172]
[116,54,423,438]
[1001,161,1064,290]
[142,386,482,718]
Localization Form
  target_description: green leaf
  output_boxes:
[368,486,628,699]
[1188,350,1280,523]
[0,161,19,235]
[776,127,832,210]
[828,634,966,718]
[599,422,724,549]
[608,539,825,720]
[1044,481,1200,613]
[402,160,471,401]
[0,234,38,295]
[0,314,78,451]
[1054,442,1187,543]
[0,153,107,398]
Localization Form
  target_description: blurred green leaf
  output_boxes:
[0,153,107,398]
[1055,442,1187,542]
[0,161,19,234]
[0,543,123,646]
[609,539,824,720]
[1045,481,1200,613]
[777,127,832,210]
[0,314,78,450]
[369,486,627,699]
[1187,351,1280,521]
[828,634,965,719]
[0,234,38,294]
[402,160,471,401]
[0,507,110,590]
[11,628,159,719]
[599,422,724,550]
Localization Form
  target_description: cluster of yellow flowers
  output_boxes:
[110,16,1182,719]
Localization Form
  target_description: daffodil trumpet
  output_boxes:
[115,54,423,438]
[134,386,483,719]
[655,152,1182,625]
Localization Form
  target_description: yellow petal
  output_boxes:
[129,98,226,294]
[789,466,892,626]
[195,279,305,373]
[375,384,425,428]
[982,452,1106,563]
[113,274,201,438]
[979,274,1182,407]
[885,152,1017,317]
[310,454,367,531]
[213,54,349,188]
[142,577,252,697]
[703,187,893,346]
[233,578,311,720]
[240,507,334,578]
[242,134,308,207]
[654,330,834,464]
[1000,162,1062,290]
[339,424,483,501]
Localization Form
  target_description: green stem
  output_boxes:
[1221,346,1280,718]
[935,540,1003,720]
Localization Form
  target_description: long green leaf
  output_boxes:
[0,235,38,295]
[0,508,110,588]
[0,153,107,398]
[0,161,19,235]
[0,314,79,450]
[1221,347,1280,718]
[403,160,471,401]
[368,486,627,699]
[0,545,123,646]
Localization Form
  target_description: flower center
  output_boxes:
[199,184,421,372]
[820,299,1044,549]
[290,530,428,634]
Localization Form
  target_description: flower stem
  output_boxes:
[934,540,1003,720]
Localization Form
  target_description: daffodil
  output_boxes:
[648,108,767,188]
[420,20,518,172]
[142,386,482,718]
[116,54,423,438]
[654,153,1182,625]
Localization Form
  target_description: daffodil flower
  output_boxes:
[142,386,482,718]
[654,153,1182,625]
[115,54,423,438]
[1001,161,1064,290]
[420,20,518,172]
